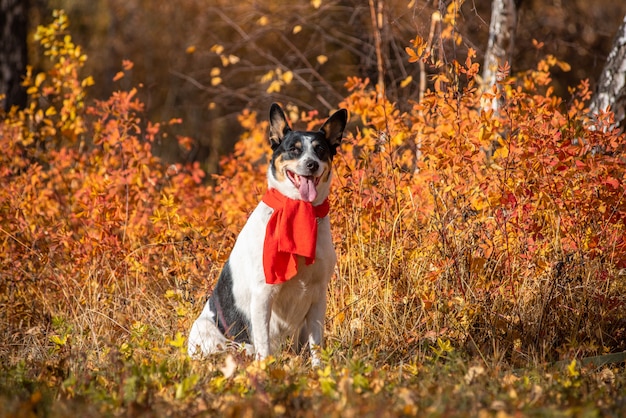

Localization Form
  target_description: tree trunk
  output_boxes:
[369,0,385,100]
[589,13,626,131]
[482,0,519,110]
[0,0,28,112]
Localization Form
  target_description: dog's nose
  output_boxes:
[305,160,319,172]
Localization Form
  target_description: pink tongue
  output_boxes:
[299,176,317,202]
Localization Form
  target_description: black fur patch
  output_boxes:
[269,103,346,162]
[209,261,251,344]
[270,132,333,180]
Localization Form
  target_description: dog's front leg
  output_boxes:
[300,297,327,368]
[249,288,275,360]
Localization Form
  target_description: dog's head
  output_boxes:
[267,103,347,205]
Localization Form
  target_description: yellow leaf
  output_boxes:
[50,335,68,346]
[470,196,488,211]
[567,359,579,378]
[282,71,293,84]
[210,376,227,392]
[35,72,46,87]
[391,131,406,146]
[437,338,453,353]
[267,80,282,93]
[293,25,302,34]
[557,61,571,72]
[168,332,186,349]
[258,16,269,26]
[81,76,94,87]
[260,70,275,83]
[211,77,222,86]
[493,146,508,159]
[210,67,221,77]
[210,44,224,55]
[176,306,188,317]
[311,0,322,9]
[113,71,124,82]
[119,342,132,359]
[317,55,328,65]
[228,55,240,65]
[400,75,413,88]
[185,45,196,54]
[335,311,345,324]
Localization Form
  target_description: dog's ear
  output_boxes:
[320,109,348,156]
[269,103,291,150]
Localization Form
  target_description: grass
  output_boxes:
[2,329,625,417]
[1,236,625,417]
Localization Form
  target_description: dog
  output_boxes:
[188,103,347,366]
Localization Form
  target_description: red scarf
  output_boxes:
[262,188,330,285]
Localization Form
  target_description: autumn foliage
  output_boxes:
[2,10,626,416]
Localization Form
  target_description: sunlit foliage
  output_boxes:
[2,9,626,416]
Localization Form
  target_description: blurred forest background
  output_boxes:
[23,0,626,172]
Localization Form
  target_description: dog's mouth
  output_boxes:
[286,171,320,203]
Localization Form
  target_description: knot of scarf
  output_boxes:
[262,188,330,285]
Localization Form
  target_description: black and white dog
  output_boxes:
[188,103,347,366]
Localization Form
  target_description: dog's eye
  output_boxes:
[289,145,301,155]
[314,144,328,156]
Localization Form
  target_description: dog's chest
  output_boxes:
[271,270,325,321]
[234,201,336,266]
[230,201,335,337]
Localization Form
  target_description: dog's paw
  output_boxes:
[236,342,255,356]
[311,356,322,368]
[187,318,229,358]
[310,344,322,368]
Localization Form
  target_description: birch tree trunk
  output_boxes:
[0,0,28,112]
[589,13,626,131]
[482,0,519,110]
